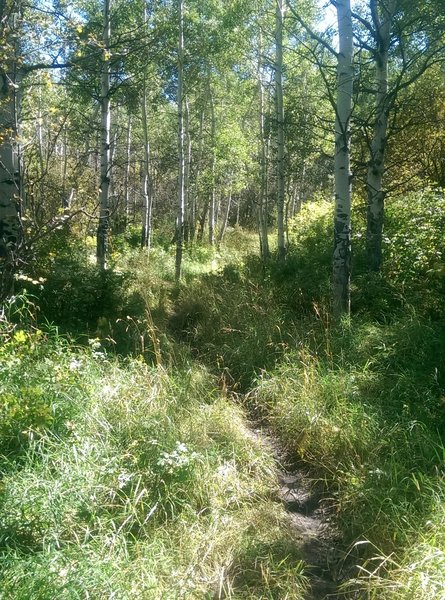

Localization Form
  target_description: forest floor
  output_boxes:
[2,218,445,598]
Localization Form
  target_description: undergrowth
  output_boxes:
[4,190,445,598]
[166,193,445,598]
[0,296,309,599]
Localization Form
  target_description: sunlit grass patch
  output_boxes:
[342,487,445,599]
[0,319,309,599]
[250,314,445,598]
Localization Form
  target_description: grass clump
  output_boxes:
[250,315,445,597]
[0,310,309,599]
[168,255,297,391]
[347,481,445,599]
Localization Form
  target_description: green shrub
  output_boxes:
[111,224,143,253]
[36,256,131,331]
[383,189,445,316]
[0,312,90,456]
[284,200,332,313]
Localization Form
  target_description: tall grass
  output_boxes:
[6,190,445,598]
[0,301,309,599]
[166,193,445,598]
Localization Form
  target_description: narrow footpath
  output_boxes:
[254,426,346,600]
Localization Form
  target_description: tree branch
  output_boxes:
[286,0,338,58]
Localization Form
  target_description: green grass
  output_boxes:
[5,190,445,598]
[0,303,309,599]
[162,194,445,597]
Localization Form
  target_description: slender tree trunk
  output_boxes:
[190,108,204,242]
[61,120,71,209]
[290,178,301,218]
[36,70,45,197]
[297,161,305,214]
[109,125,118,220]
[333,0,354,317]
[96,0,111,270]
[275,0,286,260]
[124,113,132,227]
[258,31,270,261]
[61,99,73,213]
[208,79,216,246]
[0,77,20,250]
[197,203,207,242]
[215,190,221,229]
[366,0,397,271]
[184,97,191,243]
[217,182,232,247]
[175,0,185,282]
[265,137,270,236]
[141,73,153,250]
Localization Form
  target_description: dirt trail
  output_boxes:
[254,427,345,600]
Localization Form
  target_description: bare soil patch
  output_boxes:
[254,427,347,600]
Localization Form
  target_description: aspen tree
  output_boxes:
[258,28,270,261]
[96,0,111,270]
[175,0,185,282]
[208,77,216,246]
[218,180,232,247]
[141,75,152,250]
[184,98,191,242]
[353,0,444,271]
[141,5,153,251]
[0,2,22,297]
[365,0,397,272]
[333,0,353,316]
[124,114,132,226]
[275,0,286,260]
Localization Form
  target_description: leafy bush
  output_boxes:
[383,189,445,316]
[285,190,445,319]
[284,200,332,312]
[0,300,91,455]
[18,232,141,341]
[111,224,143,252]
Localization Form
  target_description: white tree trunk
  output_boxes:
[366,0,397,271]
[208,78,216,246]
[275,0,286,260]
[175,0,185,282]
[257,30,270,261]
[190,108,204,242]
[124,114,132,226]
[141,74,153,251]
[333,0,354,316]
[218,181,232,247]
[184,97,191,242]
[96,0,112,270]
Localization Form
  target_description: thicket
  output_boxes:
[2,189,445,598]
